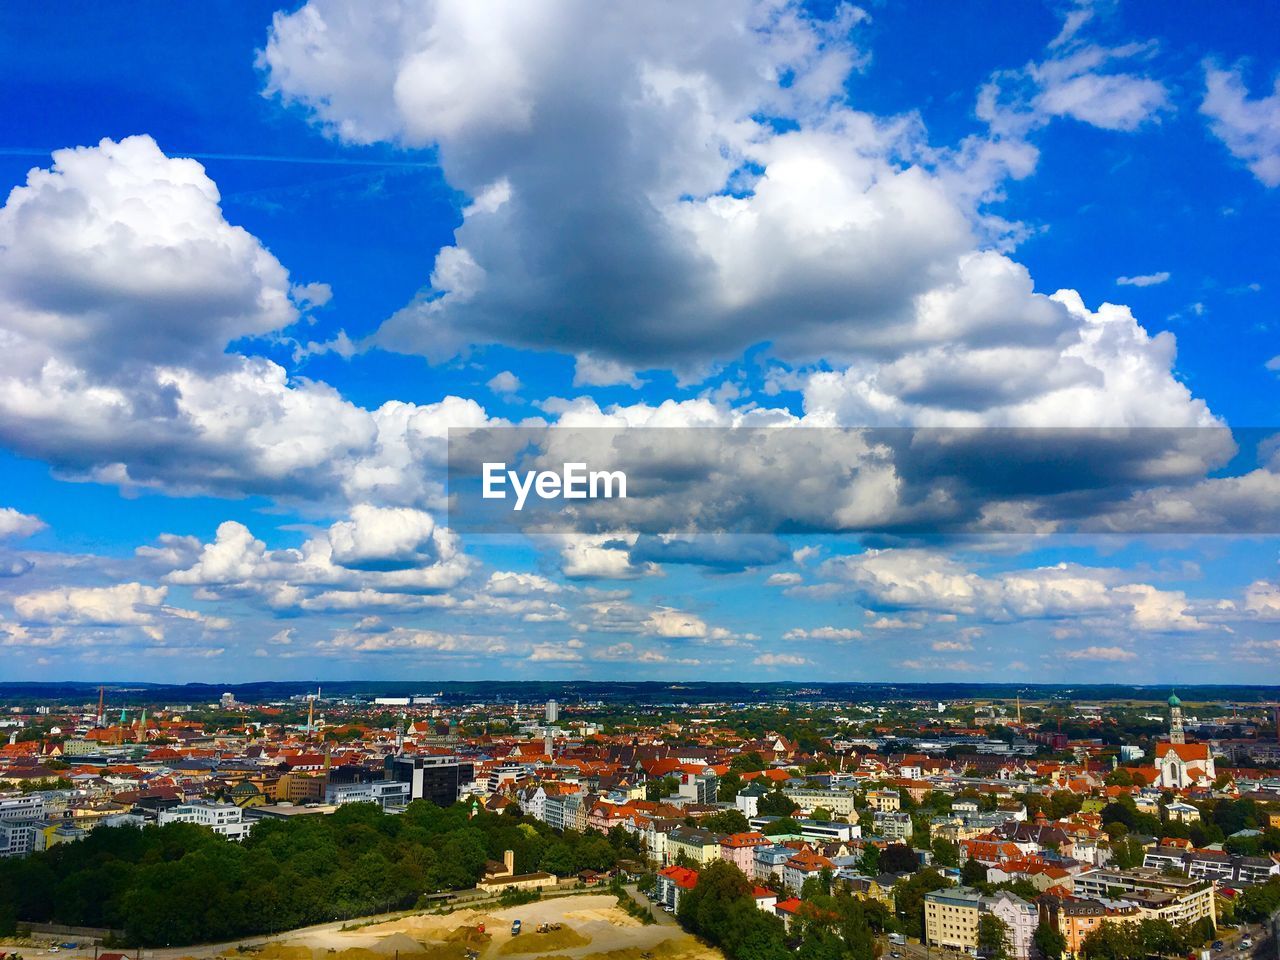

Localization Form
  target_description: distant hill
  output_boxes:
[0,679,1277,706]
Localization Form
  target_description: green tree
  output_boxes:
[893,868,948,939]
[931,837,959,867]
[759,790,799,817]
[762,817,803,836]
[703,809,751,834]
[880,844,918,874]
[961,858,988,887]
[1033,922,1067,960]
[978,914,1010,960]
[857,843,881,876]
[1080,921,1144,960]
[718,771,745,802]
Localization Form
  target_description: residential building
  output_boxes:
[866,789,901,812]
[667,825,721,866]
[720,832,771,875]
[873,810,914,841]
[655,864,699,911]
[783,847,835,893]
[754,843,792,883]
[983,890,1037,960]
[925,886,984,953]
[1038,896,1139,957]
[736,782,765,818]
[1072,867,1216,926]
[158,802,255,841]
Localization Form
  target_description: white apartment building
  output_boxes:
[158,802,255,841]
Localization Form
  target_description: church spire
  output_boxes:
[1168,692,1184,745]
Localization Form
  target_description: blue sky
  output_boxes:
[1,0,1279,683]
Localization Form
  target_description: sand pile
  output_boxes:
[498,928,590,955]
[373,934,428,956]
[444,925,494,946]
[257,944,315,960]
[564,909,642,929]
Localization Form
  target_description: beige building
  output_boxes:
[866,789,901,812]
[1072,868,1216,927]
[925,887,983,953]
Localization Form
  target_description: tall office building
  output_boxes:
[384,755,474,806]
[546,699,559,723]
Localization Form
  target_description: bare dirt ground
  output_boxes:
[264,894,712,960]
[0,892,723,960]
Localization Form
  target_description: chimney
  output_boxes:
[503,849,515,874]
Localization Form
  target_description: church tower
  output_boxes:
[1168,692,1185,745]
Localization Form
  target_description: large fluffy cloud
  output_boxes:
[0,135,505,507]
[260,0,1199,448]
[819,548,1212,633]
[9,582,228,642]
[166,514,472,611]
[0,136,297,374]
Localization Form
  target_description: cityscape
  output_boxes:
[2,2,1280,960]
[0,685,1278,960]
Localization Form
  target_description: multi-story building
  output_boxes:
[655,864,699,911]
[736,782,766,818]
[748,816,859,842]
[781,787,859,818]
[35,821,87,851]
[754,843,792,883]
[0,794,44,821]
[0,819,36,858]
[1072,867,1216,926]
[926,887,1038,957]
[866,789,901,812]
[677,771,718,805]
[983,890,1038,960]
[1143,846,1280,886]
[1038,896,1139,958]
[385,754,474,806]
[783,847,836,893]
[720,831,771,875]
[157,802,254,841]
[325,780,410,810]
[925,886,984,953]
[667,825,721,866]
[873,810,914,841]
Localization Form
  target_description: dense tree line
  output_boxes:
[1101,795,1280,853]
[0,800,638,946]
[678,861,790,960]
[1079,917,1217,960]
